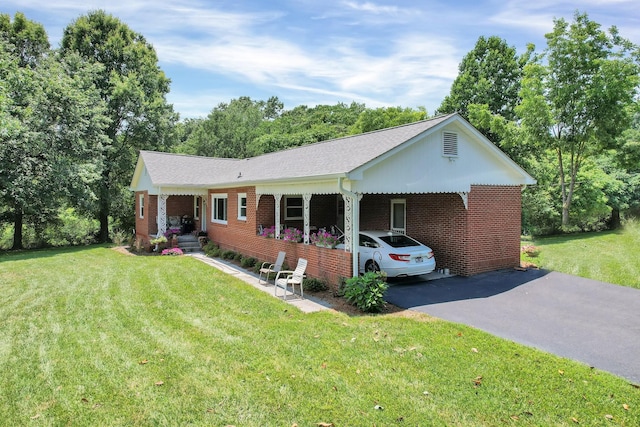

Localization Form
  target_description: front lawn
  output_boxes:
[1,246,638,426]
[521,220,640,289]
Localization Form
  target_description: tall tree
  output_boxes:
[438,35,532,124]
[248,102,366,155]
[0,12,49,68]
[517,12,640,228]
[1,16,108,250]
[61,10,176,242]
[177,96,283,158]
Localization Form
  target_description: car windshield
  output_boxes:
[378,234,421,248]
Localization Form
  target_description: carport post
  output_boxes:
[338,177,360,278]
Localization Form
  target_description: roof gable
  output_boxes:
[130,113,535,194]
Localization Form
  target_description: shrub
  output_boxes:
[221,250,236,260]
[233,252,243,262]
[44,207,99,247]
[241,257,257,268]
[343,272,388,312]
[203,241,219,257]
[150,235,167,245]
[521,245,541,257]
[304,277,328,292]
[111,229,130,246]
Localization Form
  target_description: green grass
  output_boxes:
[522,220,640,289]
[1,246,639,426]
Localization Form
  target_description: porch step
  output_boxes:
[176,234,202,253]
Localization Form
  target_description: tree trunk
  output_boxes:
[97,169,111,243]
[11,208,24,250]
[609,208,621,230]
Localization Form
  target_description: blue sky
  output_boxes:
[2,0,638,119]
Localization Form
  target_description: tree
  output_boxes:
[248,102,365,155]
[438,35,532,125]
[61,10,177,242]
[348,106,427,134]
[0,12,49,68]
[1,20,108,249]
[517,12,640,228]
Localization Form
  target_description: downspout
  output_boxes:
[338,177,360,278]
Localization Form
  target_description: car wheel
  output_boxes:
[365,260,380,273]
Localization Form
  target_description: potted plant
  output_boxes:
[310,230,340,248]
[282,227,303,243]
[150,235,168,252]
[260,225,277,238]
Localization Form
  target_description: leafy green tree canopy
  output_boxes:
[61,10,176,241]
[438,35,532,123]
[1,15,108,250]
[348,106,427,134]
[517,11,640,227]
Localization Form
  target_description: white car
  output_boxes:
[340,230,436,277]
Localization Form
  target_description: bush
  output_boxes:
[233,252,243,262]
[111,229,131,246]
[43,208,99,247]
[221,250,236,260]
[203,241,219,257]
[241,257,257,268]
[303,277,329,292]
[343,272,388,312]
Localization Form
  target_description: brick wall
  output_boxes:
[209,187,352,289]
[359,186,522,276]
[360,193,468,274]
[203,184,521,285]
[466,185,522,275]
[134,191,149,242]
[166,195,194,220]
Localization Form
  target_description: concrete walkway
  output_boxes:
[385,268,640,383]
[187,253,330,313]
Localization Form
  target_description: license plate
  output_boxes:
[415,257,423,263]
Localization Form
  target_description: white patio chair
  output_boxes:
[274,258,307,300]
[258,251,286,285]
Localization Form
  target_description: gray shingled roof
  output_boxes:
[140,113,455,187]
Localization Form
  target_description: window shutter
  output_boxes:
[442,132,458,157]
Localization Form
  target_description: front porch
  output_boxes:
[135,193,207,249]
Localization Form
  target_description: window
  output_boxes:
[284,196,303,220]
[442,131,458,157]
[238,193,247,220]
[390,199,406,234]
[211,194,228,224]
[139,194,144,219]
[194,196,201,220]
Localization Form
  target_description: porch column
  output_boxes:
[342,193,362,277]
[157,195,168,236]
[274,194,282,239]
[303,193,312,244]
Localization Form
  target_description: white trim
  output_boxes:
[237,193,247,221]
[211,193,228,225]
[284,195,303,220]
[390,198,406,234]
[194,196,201,220]
[138,194,144,219]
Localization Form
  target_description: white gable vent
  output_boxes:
[442,131,458,157]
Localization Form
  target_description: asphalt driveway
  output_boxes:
[384,269,640,383]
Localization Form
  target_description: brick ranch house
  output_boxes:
[130,113,535,288]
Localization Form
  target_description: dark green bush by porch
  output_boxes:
[303,277,329,292]
[343,272,388,312]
